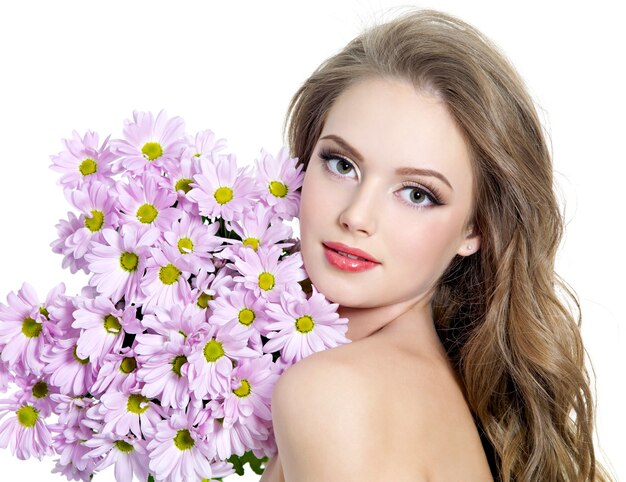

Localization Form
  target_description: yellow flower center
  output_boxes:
[233,379,251,398]
[119,357,137,374]
[22,317,42,338]
[32,381,49,399]
[16,405,38,428]
[136,203,158,224]
[175,178,193,193]
[73,345,90,365]
[295,315,315,334]
[79,158,98,176]
[214,186,233,205]
[203,338,225,362]
[177,237,194,254]
[171,355,187,377]
[159,264,181,285]
[258,272,275,291]
[196,292,213,309]
[120,252,139,272]
[269,180,288,198]
[238,308,255,326]
[173,429,195,451]
[104,314,122,334]
[242,237,259,251]
[84,209,105,232]
[114,440,134,453]
[141,142,163,161]
[126,394,149,414]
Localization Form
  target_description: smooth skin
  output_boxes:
[261,77,492,481]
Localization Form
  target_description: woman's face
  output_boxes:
[298,77,480,309]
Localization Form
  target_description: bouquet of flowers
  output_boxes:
[0,110,350,481]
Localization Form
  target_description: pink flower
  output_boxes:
[0,396,54,460]
[13,373,57,417]
[135,312,194,409]
[254,146,304,221]
[63,182,120,261]
[147,407,216,481]
[162,211,222,275]
[220,203,294,262]
[51,212,91,274]
[111,110,187,176]
[50,130,117,190]
[186,322,258,400]
[263,285,350,364]
[85,224,159,304]
[90,389,164,438]
[232,245,306,303]
[72,296,138,363]
[50,417,97,476]
[140,244,193,314]
[0,282,63,375]
[42,334,98,396]
[83,432,149,482]
[224,354,279,425]
[187,152,259,222]
[117,172,180,233]
[90,347,140,396]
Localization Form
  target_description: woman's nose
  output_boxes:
[338,183,378,236]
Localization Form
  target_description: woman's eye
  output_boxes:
[320,152,358,179]
[397,186,437,208]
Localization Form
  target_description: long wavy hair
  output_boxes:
[282,8,611,482]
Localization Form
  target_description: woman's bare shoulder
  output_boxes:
[271,335,493,481]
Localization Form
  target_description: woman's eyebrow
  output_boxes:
[319,133,454,191]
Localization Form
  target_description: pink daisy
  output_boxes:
[90,347,140,396]
[147,407,216,482]
[65,181,120,259]
[51,211,91,274]
[13,373,56,417]
[50,417,97,477]
[163,211,222,274]
[209,285,270,353]
[139,244,193,314]
[195,398,269,461]
[263,285,350,364]
[0,395,54,460]
[224,354,280,426]
[85,224,160,304]
[220,203,294,262]
[161,154,202,214]
[134,306,205,409]
[50,130,117,190]
[117,172,180,233]
[183,128,228,160]
[0,282,62,375]
[254,146,304,221]
[72,296,139,363]
[42,333,98,396]
[186,321,258,400]
[187,152,259,222]
[83,432,149,482]
[111,110,186,176]
[190,268,235,313]
[91,389,164,438]
[232,244,306,303]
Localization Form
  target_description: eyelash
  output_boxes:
[317,148,445,209]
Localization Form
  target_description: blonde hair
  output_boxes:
[283,8,611,481]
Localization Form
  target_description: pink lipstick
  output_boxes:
[322,241,380,272]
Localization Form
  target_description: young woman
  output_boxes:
[260,8,611,482]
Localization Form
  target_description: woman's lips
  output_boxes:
[322,244,380,272]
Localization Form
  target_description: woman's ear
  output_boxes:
[457,225,481,257]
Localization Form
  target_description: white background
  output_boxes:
[0,1,623,480]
